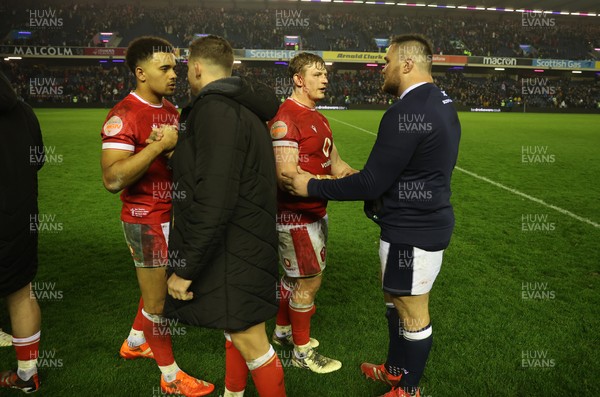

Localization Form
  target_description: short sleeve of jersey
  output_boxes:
[269,113,301,149]
[101,108,136,152]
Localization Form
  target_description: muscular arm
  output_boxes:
[101,143,164,194]
[101,126,177,193]
[330,143,357,178]
[274,145,301,190]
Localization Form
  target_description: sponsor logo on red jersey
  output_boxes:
[268,99,333,224]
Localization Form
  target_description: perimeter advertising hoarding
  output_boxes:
[320,52,467,64]
[2,46,83,56]
[532,59,596,69]
[322,51,385,63]
[244,49,322,60]
[2,46,597,72]
[468,56,532,67]
[84,47,126,56]
[432,55,468,64]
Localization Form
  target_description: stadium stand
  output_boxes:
[1,1,599,111]
[3,60,599,110]
[2,3,599,59]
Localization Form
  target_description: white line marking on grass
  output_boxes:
[328,115,600,229]
[454,166,599,228]
[328,116,377,136]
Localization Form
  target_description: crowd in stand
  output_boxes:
[3,61,599,110]
[1,3,143,47]
[2,3,599,60]
[3,62,131,104]
[2,61,192,107]
[435,72,600,109]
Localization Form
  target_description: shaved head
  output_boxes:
[390,34,433,73]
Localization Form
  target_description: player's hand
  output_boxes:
[148,124,178,152]
[145,128,163,144]
[167,273,193,301]
[337,167,359,178]
[147,126,176,158]
[281,166,313,197]
[145,124,170,143]
[158,124,178,152]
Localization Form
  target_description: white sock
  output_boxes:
[13,331,40,381]
[127,328,145,347]
[275,325,292,337]
[224,388,245,397]
[245,346,275,371]
[159,362,180,382]
[17,359,37,381]
[289,301,314,311]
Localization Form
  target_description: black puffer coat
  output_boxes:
[163,77,280,331]
[0,71,44,298]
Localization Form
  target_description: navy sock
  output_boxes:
[384,304,404,378]
[398,323,433,394]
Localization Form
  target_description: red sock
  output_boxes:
[132,297,144,331]
[225,339,248,392]
[142,313,174,366]
[289,304,316,346]
[250,355,286,397]
[276,282,291,326]
[13,331,40,362]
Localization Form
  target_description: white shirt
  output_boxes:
[400,82,429,100]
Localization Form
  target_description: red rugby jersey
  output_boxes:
[101,92,179,224]
[268,98,333,225]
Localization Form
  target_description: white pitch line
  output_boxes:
[327,115,600,229]
[454,166,599,228]
[328,116,377,136]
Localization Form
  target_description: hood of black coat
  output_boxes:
[0,71,18,112]
[197,76,279,121]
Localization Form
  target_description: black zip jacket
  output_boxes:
[163,77,280,331]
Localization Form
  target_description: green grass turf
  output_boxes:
[1,109,598,396]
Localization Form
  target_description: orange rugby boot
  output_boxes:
[360,362,401,386]
[160,370,215,397]
[119,339,154,360]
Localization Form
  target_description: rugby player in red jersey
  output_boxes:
[268,52,357,374]
[100,36,213,396]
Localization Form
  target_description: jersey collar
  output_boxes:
[289,97,316,111]
[130,91,164,108]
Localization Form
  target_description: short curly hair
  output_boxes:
[125,36,174,73]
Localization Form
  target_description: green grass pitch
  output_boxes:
[0,109,598,396]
